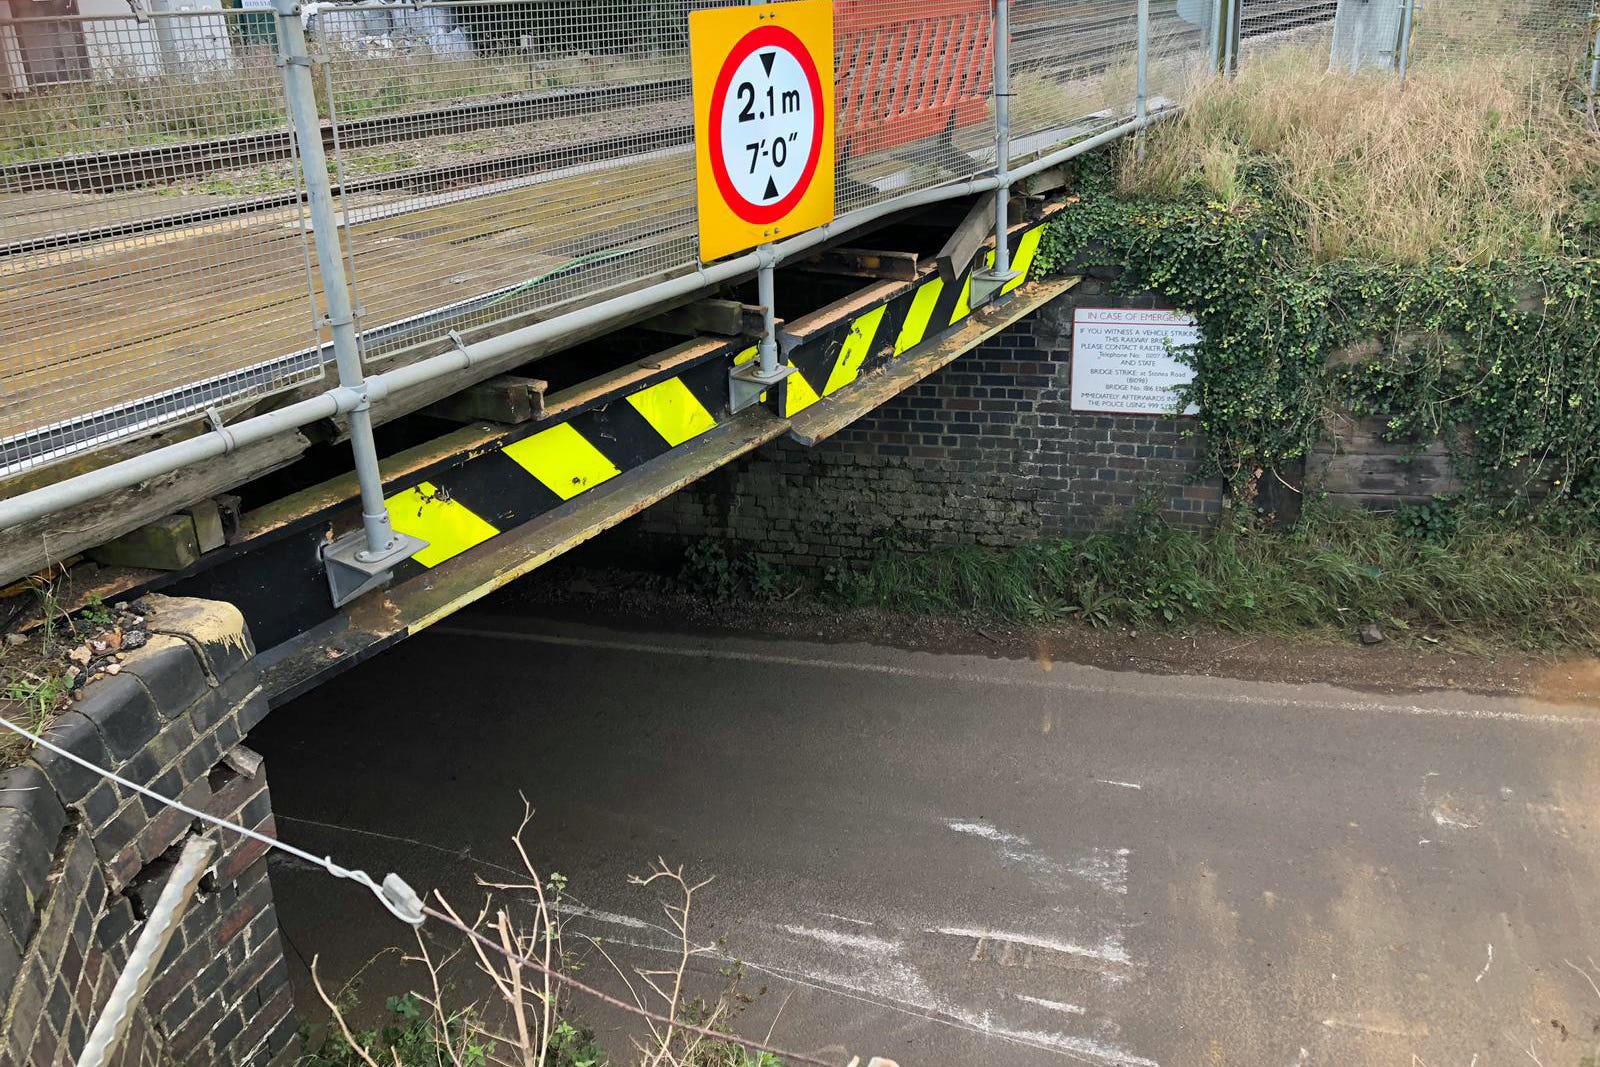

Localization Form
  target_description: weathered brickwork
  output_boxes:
[635,282,1225,565]
[0,596,296,1067]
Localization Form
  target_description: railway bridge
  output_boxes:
[0,3,1492,1066]
[0,0,1333,701]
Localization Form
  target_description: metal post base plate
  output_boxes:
[969,268,1022,310]
[321,527,429,608]
[729,361,794,414]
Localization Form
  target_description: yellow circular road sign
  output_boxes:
[691,0,835,262]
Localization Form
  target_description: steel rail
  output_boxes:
[0,75,688,195]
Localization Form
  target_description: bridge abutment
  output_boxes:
[634,283,1225,566]
[0,597,295,1067]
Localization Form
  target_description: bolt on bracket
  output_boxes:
[728,361,794,414]
[321,527,428,608]
[968,267,1021,310]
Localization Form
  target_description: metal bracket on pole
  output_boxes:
[321,527,429,608]
[968,268,1020,309]
[730,246,793,413]
[968,0,1017,312]
[275,0,423,605]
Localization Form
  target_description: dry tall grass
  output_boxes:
[1119,47,1600,263]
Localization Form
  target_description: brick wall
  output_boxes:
[631,278,1224,566]
[0,596,296,1067]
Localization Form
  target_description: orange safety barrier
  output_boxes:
[834,0,996,158]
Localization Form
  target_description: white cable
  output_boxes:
[0,715,424,925]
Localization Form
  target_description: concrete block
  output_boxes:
[141,596,253,684]
[84,514,201,572]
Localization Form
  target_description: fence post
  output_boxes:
[1222,0,1239,76]
[271,0,424,606]
[970,0,1018,308]
[1209,0,1225,73]
[1396,0,1416,87]
[1135,0,1150,159]
[1589,11,1600,101]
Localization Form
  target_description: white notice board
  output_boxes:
[1070,308,1200,416]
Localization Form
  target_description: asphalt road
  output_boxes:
[251,614,1600,1067]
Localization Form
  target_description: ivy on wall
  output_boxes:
[1036,159,1600,519]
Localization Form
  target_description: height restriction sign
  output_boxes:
[690,0,835,262]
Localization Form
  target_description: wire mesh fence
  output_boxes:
[833,0,996,212]
[6,0,1574,481]
[0,9,326,475]
[1407,0,1596,72]
[312,0,725,364]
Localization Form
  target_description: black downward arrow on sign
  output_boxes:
[763,176,779,200]
[759,51,776,75]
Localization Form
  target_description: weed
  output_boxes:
[1119,46,1600,264]
[829,504,1600,651]
[679,541,792,603]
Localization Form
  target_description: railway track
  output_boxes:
[2,0,1336,207]
[0,76,686,197]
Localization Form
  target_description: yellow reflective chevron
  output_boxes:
[626,375,718,447]
[824,304,887,396]
[895,279,944,355]
[784,362,821,416]
[1002,228,1043,296]
[502,422,621,501]
[386,480,497,568]
[950,249,997,325]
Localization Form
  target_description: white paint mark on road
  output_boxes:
[1476,943,1493,983]
[946,1006,1160,1067]
[553,902,659,933]
[931,926,1132,966]
[945,819,1065,877]
[818,911,875,926]
[435,627,1600,727]
[1093,779,1143,790]
[1320,1016,1428,1038]
[945,820,1130,893]
[1432,805,1479,830]
[1015,993,1088,1015]
[777,923,902,956]
[1068,848,1131,895]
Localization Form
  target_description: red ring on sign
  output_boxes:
[707,24,825,225]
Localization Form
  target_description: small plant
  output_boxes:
[679,542,793,603]
[1393,497,1462,543]
[80,595,116,630]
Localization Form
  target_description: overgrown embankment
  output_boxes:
[1037,48,1600,518]
[828,51,1600,652]
[824,504,1600,650]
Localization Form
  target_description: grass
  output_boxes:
[824,504,1600,652]
[1118,45,1600,263]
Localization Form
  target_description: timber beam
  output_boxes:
[640,298,767,338]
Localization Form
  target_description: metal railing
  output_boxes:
[0,0,1339,594]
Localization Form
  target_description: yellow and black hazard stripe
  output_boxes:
[372,220,1049,576]
[780,224,1045,418]
[381,350,734,576]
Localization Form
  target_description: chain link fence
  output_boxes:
[0,0,1375,478]
[1406,0,1595,71]
[0,9,326,473]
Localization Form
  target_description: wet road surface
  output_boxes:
[252,613,1600,1067]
